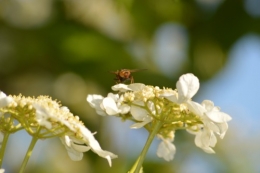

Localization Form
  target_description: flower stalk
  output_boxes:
[0,133,10,167]
[19,135,38,173]
[129,120,163,173]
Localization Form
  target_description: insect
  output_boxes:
[110,69,146,84]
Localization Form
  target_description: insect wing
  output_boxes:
[128,69,147,73]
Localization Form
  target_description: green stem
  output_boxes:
[129,120,163,173]
[128,156,140,173]
[19,136,38,173]
[0,132,10,167]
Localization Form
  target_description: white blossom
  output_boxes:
[87,73,232,160]
[161,73,200,106]
[201,100,231,138]
[156,134,176,161]
[189,124,217,153]
[176,73,199,103]
[60,135,90,161]
[101,94,121,115]
[0,91,13,108]
[87,93,130,116]
[111,83,132,92]
[112,83,145,92]
[0,93,117,166]
[60,123,118,167]
[188,100,232,153]
[87,94,107,116]
[130,105,153,129]
[33,103,53,129]
[77,124,117,166]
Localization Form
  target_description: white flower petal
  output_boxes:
[156,138,176,161]
[132,100,145,106]
[96,110,108,116]
[201,146,215,154]
[163,95,178,103]
[102,97,119,115]
[94,150,115,167]
[186,126,199,135]
[194,128,217,154]
[105,155,112,167]
[130,105,153,128]
[87,94,104,108]
[78,125,118,166]
[201,100,232,123]
[87,95,107,116]
[176,73,199,103]
[203,131,217,148]
[64,135,71,146]
[130,105,149,121]
[194,130,203,146]
[67,148,83,161]
[130,118,152,129]
[0,92,13,108]
[61,124,117,166]
[118,104,130,114]
[112,84,131,92]
[33,104,52,129]
[107,93,119,100]
[128,83,145,91]
[60,136,84,161]
[205,121,220,134]
[186,100,205,116]
[160,89,178,103]
[147,101,156,115]
[71,142,91,152]
[159,90,177,97]
[201,100,214,111]
[68,151,83,161]
[80,127,116,155]
[206,111,232,123]
[215,122,229,139]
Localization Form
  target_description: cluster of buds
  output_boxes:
[0,92,117,166]
[87,73,232,161]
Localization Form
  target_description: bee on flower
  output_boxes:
[87,73,232,164]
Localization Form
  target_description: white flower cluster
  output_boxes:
[0,92,117,166]
[87,73,232,161]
